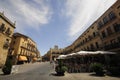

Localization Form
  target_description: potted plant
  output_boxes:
[55,59,68,76]
[90,63,104,76]
[2,56,12,75]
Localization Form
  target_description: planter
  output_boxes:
[2,66,11,75]
[2,56,12,75]
[90,63,104,76]
[55,60,68,76]
[56,71,65,76]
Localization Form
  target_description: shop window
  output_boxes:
[106,27,112,35]
[108,11,116,20]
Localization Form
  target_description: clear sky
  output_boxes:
[0,0,117,56]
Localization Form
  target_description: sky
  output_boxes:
[0,0,117,56]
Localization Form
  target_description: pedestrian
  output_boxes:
[53,61,56,70]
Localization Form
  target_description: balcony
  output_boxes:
[21,46,37,53]
[98,16,117,30]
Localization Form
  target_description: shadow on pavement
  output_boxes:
[0,74,4,75]
[49,72,65,77]
[90,73,120,78]
[89,73,105,77]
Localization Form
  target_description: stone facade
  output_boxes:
[0,12,15,68]
[43,45,64,61]
[64,0,120,54]
[97,0,120,52]
[9,33,40,64]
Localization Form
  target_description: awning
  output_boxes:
[19,56,27,61]
[33,57,37,61]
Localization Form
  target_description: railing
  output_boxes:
[21,46,37,53]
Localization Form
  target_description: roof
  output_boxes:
[13,32,36,44]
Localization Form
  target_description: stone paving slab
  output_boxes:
[0,62,120,80]
[49,71,120,80]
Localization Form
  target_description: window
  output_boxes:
[14,36,17,39]
[106,27,112,35]
[113,23,120,32]
[80,42,82,45]
[20,49,22,55]
[98,21,103,28]
[90,44,94,50]
[3,39,9,48]
[93,32,96,37]
[92,26,94,29]
[108,11,116,20]
[88,35,92,40]
[83,40,84,43]
[103,16,109,24]
[85,38,87,42]
[23,50,25,55]
[6,28,11,35]
[87,46,89,50]
[13,41,15,44]
[0,23,6,32]
[95,42,99,48]
[102,30,106,38]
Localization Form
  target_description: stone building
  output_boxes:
[0,12,15,68]
[73,22,103,52]
[64,22,103,54]
[9,33,40,64]
[64,0,120,54]
[44,45,64,61]
[97,0,120,52]
[44,0,120,61]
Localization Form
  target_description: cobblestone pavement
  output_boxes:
[0,62,120,80]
